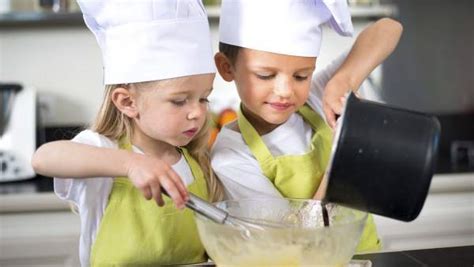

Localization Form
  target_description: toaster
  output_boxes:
[0,83,37,182]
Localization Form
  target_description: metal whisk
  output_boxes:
[184,193,292,230]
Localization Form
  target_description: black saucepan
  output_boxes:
[324,92,440,222]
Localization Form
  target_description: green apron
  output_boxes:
[90,139,208,266]
[238,104,381,252]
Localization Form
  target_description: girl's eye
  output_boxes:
[171,99,187,106]
[294,75,308,81]
[256,74,275,80]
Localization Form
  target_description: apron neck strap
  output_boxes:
[297,104,327,130]
[118,135,133,151]
[237,105,275,167]
[237,104,327,171]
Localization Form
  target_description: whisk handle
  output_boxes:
[187,194,228,224]
[161,190,228,224]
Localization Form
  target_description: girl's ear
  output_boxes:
[214,52,235,82]
[111,87,139,118]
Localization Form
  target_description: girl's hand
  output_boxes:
[126,153,189,209]
[322,74,360,129]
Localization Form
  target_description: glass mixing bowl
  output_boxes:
[195,198,367,267]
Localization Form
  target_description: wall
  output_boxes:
[380,0,474,113]
[1,18,378,126]
[1,27,102,126]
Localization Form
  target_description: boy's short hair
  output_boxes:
[219,42,241,65]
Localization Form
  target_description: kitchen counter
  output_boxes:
[1,173,472,250]
[353,245,474,267]
[0,176,68,212]
[184,245,474,266]
[0,173,472,266]
[1,172,472,212]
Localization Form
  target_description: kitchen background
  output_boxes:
[0,0,473,266]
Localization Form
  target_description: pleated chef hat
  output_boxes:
[77,0,215,85]
[219,0,354,57]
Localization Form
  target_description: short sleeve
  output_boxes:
[53,130,117,203]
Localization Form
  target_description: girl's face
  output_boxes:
[232,48,315,134]
[133,73,215,149]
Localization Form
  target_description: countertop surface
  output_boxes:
[1,172,472,213]
[182,245,474,266]
[1,174,472,266]
[353,245,474,267]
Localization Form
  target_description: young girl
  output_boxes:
[211,0,403,252]
[31,0,223,266]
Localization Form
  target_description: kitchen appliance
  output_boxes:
[0,83,37,182]
[324,92,440,221]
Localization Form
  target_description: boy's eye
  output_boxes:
[294,75,308,81]
[256,74,275,80]
[200,98,210,104]
[171,99,187,106]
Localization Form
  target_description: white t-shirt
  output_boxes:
[54,130,195,267]
[211,51,376,200]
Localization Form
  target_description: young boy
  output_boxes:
[211,0,403,252]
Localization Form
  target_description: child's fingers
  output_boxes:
[159,177,185,209]
[313,173,328,200]
[324,99,344,128]
[167,169,189,201]
[340,96,347,104]
[142,186,153,200]
[150,179,165,206]
[323,103,336,129]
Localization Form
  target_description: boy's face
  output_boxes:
[218,48,316,133]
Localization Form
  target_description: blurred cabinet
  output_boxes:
[374,173,474,252]
[0,195,80,266]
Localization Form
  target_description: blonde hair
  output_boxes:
[92,81,224,202]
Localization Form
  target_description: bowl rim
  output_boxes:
[195,197,368,229]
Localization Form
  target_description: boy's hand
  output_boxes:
[322,17,403,129]
[322,74,359,129]
[126,153,189,209]
[314,173,328,200]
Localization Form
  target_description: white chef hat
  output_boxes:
[219,0,354,57]
[77,0,215,85]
